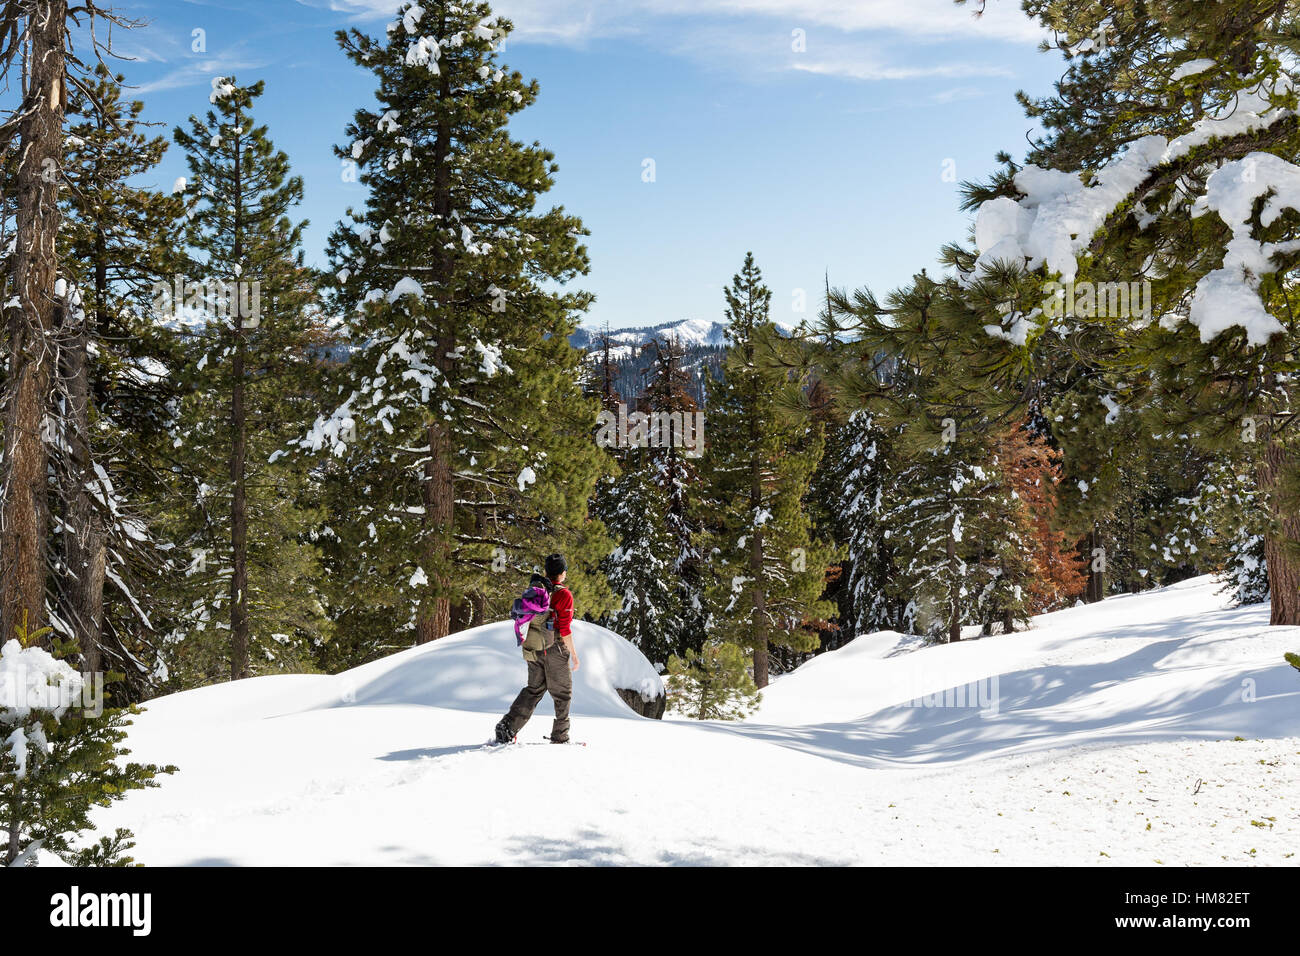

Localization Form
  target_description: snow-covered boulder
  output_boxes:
[124,619,664,730]
[336,619,664,719]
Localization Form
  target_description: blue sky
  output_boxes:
[114,0,1064,330]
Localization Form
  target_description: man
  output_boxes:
[495,553,580,744]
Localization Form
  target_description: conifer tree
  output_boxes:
[641,337,708,655]
[1158,453,1269,604]
[1,0,73,643]
[598,458,681,670]
[53,64,184,693]
[955,0,1300,623]
[879,438,1006,641]
[665,641,760,720]
[703,253,835,686]
[1,622,173,866]
[798,272,1055,640]
[995,423,1087,613]
[162,77,331,684]
[596,337,709,666]
[307,1,614,655]
[820,410,899,639]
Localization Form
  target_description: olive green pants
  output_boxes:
[502,643,572,741]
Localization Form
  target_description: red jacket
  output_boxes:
[549,583,574,638]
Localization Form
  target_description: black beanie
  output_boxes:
[544,553,567,580]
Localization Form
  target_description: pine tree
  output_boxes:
[996,423,1087,613]
[162,77,332,684]
[801,280,899,646]
[1,1,72,644]
[821,410,900,637]
[641,337,708,656]
[1157,452,1269,605]
[665,641,760,720]
[956,0,1300,623]
[596,337,710,666]
[879,439,998,641]
[598,460,681,670]
[584,325,622,410]
[306,1,615,657]
[1,621,173,866]
[703,253,836,686]
[54,64,185,696]
[800,271,1055,640]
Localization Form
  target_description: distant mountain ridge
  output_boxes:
[570,316,802,404]
[569,317,731,351]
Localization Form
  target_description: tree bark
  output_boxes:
[5,790,21,865]
[1258,440,1300,626]
[750,453,768,688]
[2,1,67,645]
[230,332,249,679]
[59,283,105,673]
[229,119,249,680]
[415,37,456,644]
[946,517,961,643]
[415,420,453,644]
[1085,528,1105,603]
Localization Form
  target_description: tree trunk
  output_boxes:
[1085,528,1105,603]
[416,37,456,645]
[750,455,768,688]
[415,420,453,643]
[229,121,249,680]
[946,517,961,643]
[230,334,249,679]
[1,1,67,645]
[5,790,21,866]
[1258,440,1300,625]
[59,285,105,673]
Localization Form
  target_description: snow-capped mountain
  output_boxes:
[569,317,730,351]
[571,316,802,351]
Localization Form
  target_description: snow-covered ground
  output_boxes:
[96,576,1300,865]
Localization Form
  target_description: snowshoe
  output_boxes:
[492,719,516,745]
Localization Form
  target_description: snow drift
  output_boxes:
[752,576,1300,763]
[91,578,1300,865]
[134,619,663,731]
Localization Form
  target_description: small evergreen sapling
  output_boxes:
[1,618,174,866]
[665,642,761,721]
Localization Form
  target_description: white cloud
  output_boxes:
[292,0,1044,87]
[136,57,264,95]
[790,58,1013,81]
[298,0,1042,45]
[635,0,1041,43]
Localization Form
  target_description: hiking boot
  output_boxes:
[493,718,514,744]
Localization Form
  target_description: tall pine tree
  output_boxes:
[162,77,331,684]
[703,253,835,686]
[306,1,614,657]
[54,64,184,695]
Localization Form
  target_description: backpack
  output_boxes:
[510,575,555,650]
